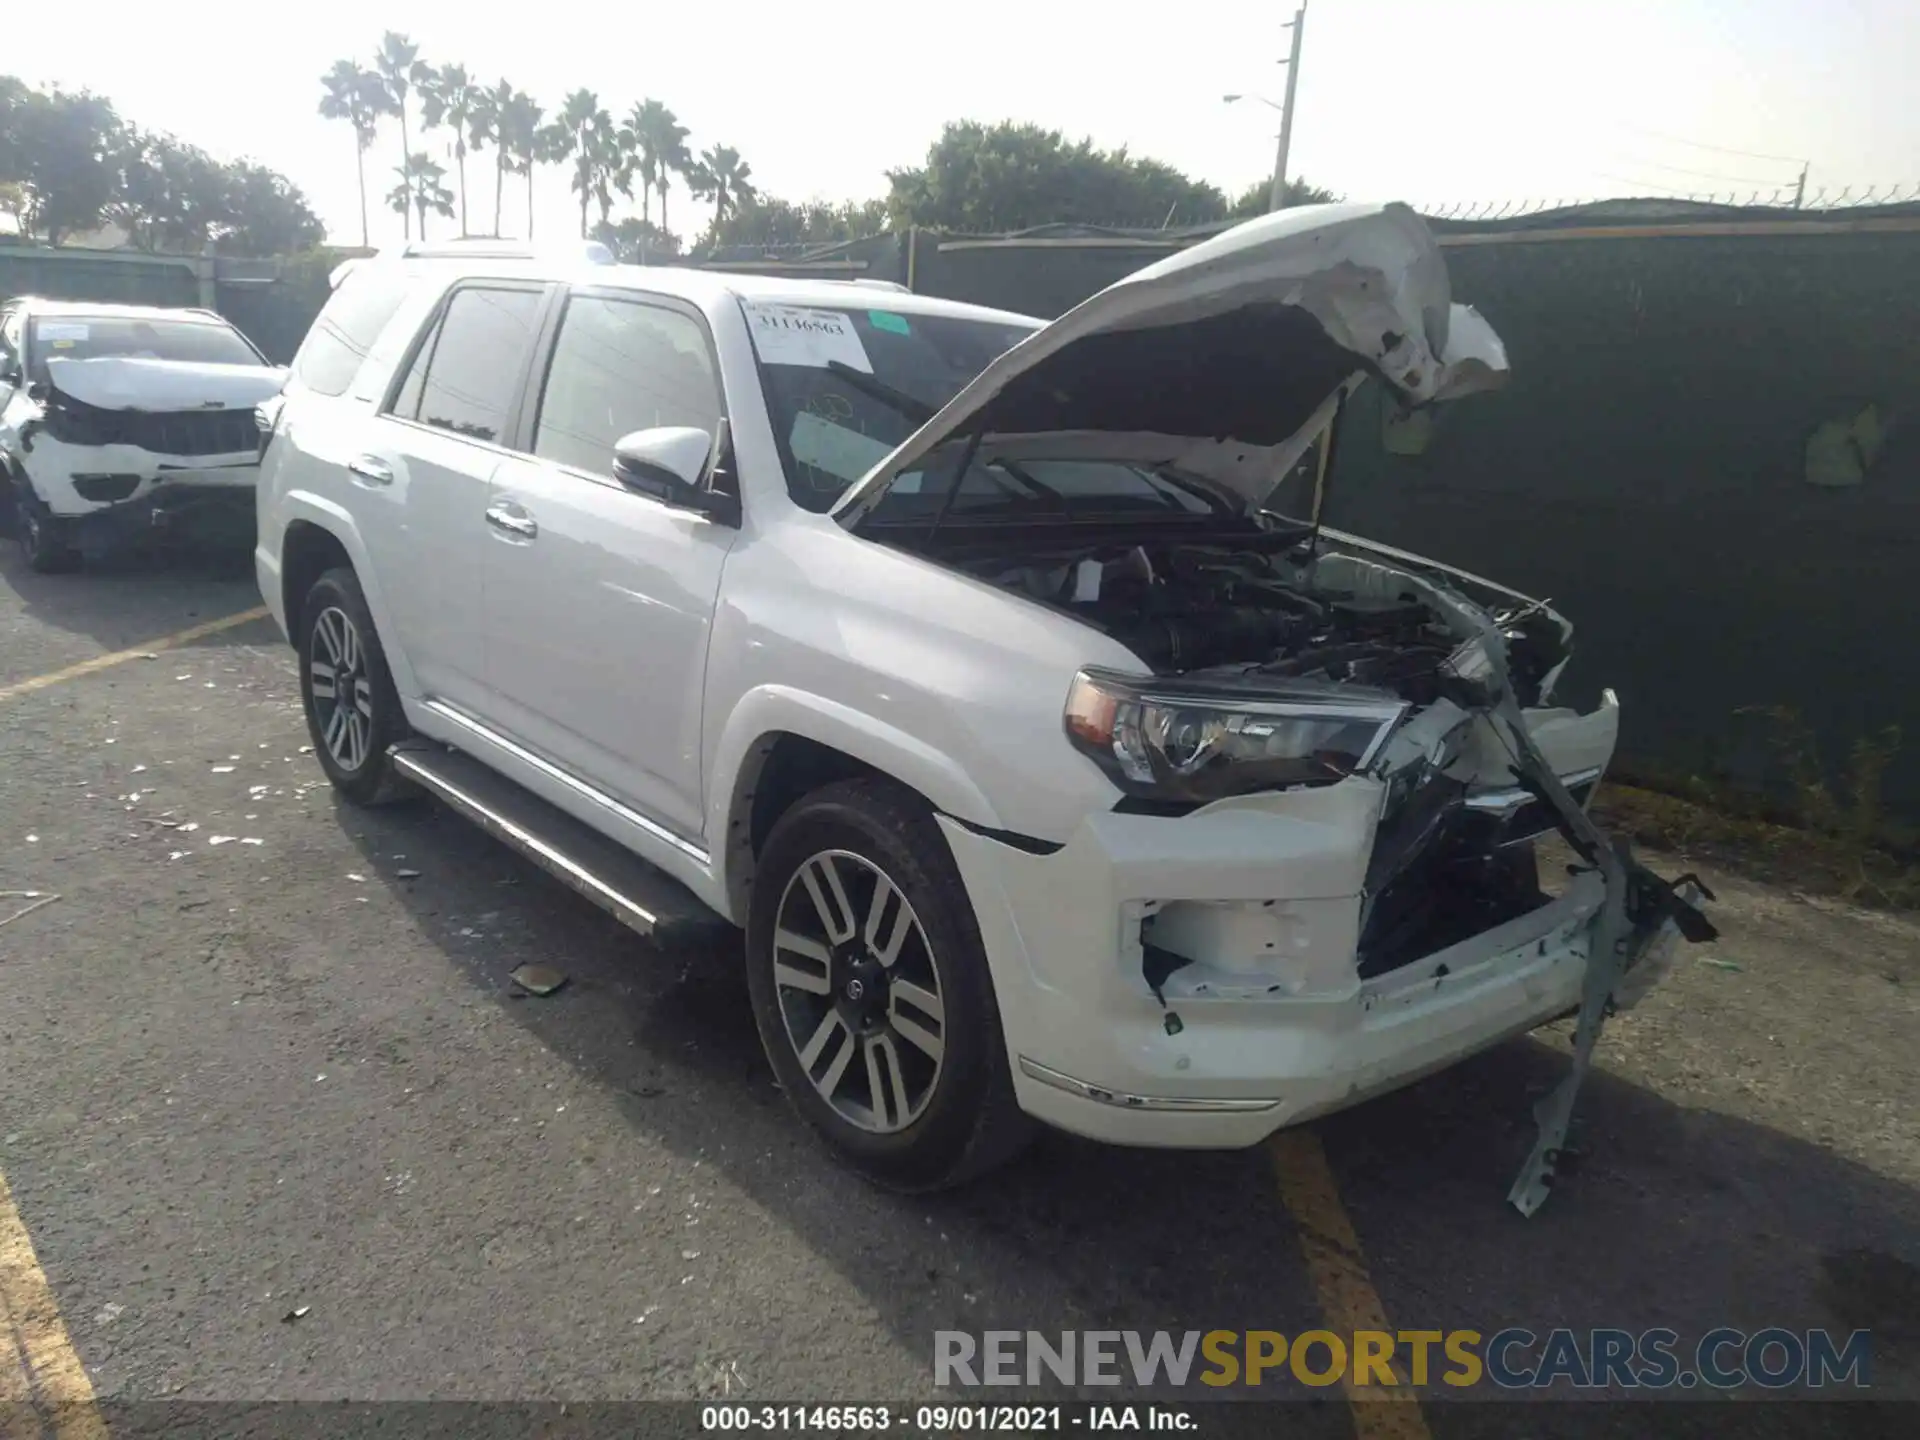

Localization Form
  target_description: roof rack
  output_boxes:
[395,238,616,265]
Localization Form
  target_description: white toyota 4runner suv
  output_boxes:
[257,204,1714,1211]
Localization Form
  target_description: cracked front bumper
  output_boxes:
[940,780,1619,1150]
[23,438,260,518]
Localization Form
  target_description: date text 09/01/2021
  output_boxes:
[700,1404,1192,1432]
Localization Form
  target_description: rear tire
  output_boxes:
[746,778,1033,1191]
[297,567,416,806]
[15,484,80,573]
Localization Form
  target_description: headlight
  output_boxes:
[1063,667,1409,803]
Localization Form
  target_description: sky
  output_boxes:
[5,0,1916,247]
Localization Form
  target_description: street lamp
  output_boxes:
[1225,3,1307,213]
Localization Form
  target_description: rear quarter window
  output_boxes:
[292,265,414,397]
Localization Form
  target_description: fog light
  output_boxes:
[70,473,144,503]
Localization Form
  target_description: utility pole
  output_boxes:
[1269,3,1307,212]
[1793,163,1808,209]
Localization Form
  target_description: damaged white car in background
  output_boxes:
[0,299,285,571]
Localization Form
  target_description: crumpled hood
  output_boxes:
[833,202,1507,522]
[44,356,287,413]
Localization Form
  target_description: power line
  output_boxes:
[1596,173,1694,198]
[1620,124,1807,166]
[1623,156,1796,186]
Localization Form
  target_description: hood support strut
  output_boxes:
[925,413,991,546]
[1302,389,1348,556]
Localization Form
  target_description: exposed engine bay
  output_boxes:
[952,528,1583,976]
[943,520,1716,1215]
[955,529,1571,707]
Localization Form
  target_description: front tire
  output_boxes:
[746,778,1033,1191]
[15,484,80,573]
[297,567,415,806]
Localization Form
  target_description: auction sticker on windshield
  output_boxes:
[743,303,873,373]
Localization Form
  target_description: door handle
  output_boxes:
[347,454,393,486]
[485,504,538,539]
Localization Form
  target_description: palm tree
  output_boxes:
[420,63,480,236]
[552,88,617,240]
[317,59,383,247]
[693,144,756,222]
[504,94,546,238]
[387,153,454,241]
[621,99,689,233]
[372,31,428,239]
[618,102,660,225]
[471,78,513,236]
[590,114,625,231]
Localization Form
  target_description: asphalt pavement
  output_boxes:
[0,543,1915,1438]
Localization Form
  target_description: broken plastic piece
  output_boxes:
[510,964,569,997]
[0,891,61,928]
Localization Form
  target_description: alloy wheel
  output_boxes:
[308,605,375,771]
[772,849,947,1134]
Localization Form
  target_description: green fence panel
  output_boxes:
[0,247,198,309]
[904,218,1920,819]
[215,277,330,364]
[1323,228,1920,819]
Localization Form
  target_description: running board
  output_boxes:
[388,744,727,942]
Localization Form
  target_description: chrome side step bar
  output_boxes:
[389,743,725,942]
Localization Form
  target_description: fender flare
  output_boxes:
[277,490,421,700]
[706,684,1005,913]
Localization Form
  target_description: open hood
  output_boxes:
[832,202,1507,524]
[44,356,287,413]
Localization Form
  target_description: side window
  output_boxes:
[390,317,434,421]
[390,285,543,445]
[0,308,20,371]
[532,294,721,476]
[293,265,413,397]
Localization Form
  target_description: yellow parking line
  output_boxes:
[0,1170,105,1440]
[0,606,269,704]
[1270,1129,1431,1440]
[2,1316,39,1440]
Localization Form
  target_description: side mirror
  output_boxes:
[612,425,738,525]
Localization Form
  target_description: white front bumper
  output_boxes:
[26,439,260,517]
[941,779,1609,1149]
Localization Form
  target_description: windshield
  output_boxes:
[753,302,1026,512]
[30,315,262,377]
[750,302,1220,523]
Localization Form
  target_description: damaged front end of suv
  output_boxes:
[834,202,1716,1212]
[1055,536,1717,1212]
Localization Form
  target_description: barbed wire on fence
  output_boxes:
[700,183,1920,261]
[1414,182,1920,221]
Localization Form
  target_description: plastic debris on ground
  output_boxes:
[509,964,569,997]
[0,891,61,927]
